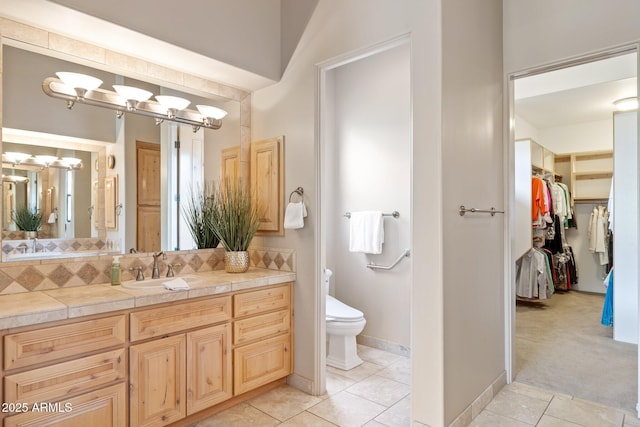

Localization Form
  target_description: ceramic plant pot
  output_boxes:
[224,250,250,273]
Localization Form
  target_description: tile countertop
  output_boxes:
[0,268,296,330]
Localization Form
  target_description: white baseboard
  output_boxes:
[357,334,411,357]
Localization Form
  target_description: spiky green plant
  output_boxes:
[208,179,262,252]
[12,205,43,232]
[182,182,221,249]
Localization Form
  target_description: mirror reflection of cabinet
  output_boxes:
[221,147,240,182]
[136,142,161,253]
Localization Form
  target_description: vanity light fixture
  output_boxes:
[2,152,83,170]
[613,96,638,111]
[44,73,225,131]
[56,72,103,108]
[2,175,29,184]
[113,85,153,111]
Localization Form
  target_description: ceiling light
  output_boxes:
[62,157,82,168]
[56,72,103,98]
[613,97,638,111]
[155,95,190,118]
[113,85,153,110]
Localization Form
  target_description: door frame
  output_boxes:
[504,43,640,413]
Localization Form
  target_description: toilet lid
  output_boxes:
[326,295,364,321]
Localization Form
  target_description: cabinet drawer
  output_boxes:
[130,296,231,341]
[233,284,290,318]
[233,309,290,345]
[233,334,292,395]
[4,315,126,371]
[4,349,126,405]
[4,382,127,427]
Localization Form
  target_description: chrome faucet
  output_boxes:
[32,238,38,253]
[152,252,165,279]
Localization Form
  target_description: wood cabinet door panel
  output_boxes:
[130,335,186,427]
[4,315,126,371]
[250,136,283,234]
[136,206,160,253]
[136,142,161,206]
[187,324,232,414]
[4,383,126,427]
[233,334,291,395]
[5,349,126,405]
[233,284,291,318]
[131,296,231,341]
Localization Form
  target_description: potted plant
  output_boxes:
[12,205,43,238]
[208,179,262,273]
[182,182,221,249]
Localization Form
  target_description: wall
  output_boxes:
[253,0,505,425]
[327,42,411,350]
[539,119,613,154]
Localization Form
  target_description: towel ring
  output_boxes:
[289,187,304,202]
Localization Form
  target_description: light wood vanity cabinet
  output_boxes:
[232,284,292,395]
[0,281,293,427]
[2,315,128,427]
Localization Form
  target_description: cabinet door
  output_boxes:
[250,136,284,235]
[233,334,291,395]
[130,335,186,427]
[187,324,232,414]
[4,383,126,427]
[221,146,240,182]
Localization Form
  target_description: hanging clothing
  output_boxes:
[531,177,549,222]
[601,268,614,327]
[588,205,610,265]
[516,248,554,300]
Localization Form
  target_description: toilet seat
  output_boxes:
[326,295,364,322]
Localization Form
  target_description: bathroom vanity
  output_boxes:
[0,269,294,427]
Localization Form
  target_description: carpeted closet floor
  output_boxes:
[516,290,638,413]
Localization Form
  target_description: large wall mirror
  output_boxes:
[1,42,242,262]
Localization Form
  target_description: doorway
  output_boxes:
[507,47,639,412]
[316,35,412,403]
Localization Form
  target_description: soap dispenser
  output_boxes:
[111,256,121,286]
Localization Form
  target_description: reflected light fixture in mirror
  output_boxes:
[196,104,228,127]
[2,175,29,184]
[613,97,638,111]
[2,152,83,170]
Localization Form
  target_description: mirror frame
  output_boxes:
[0,20,252,263]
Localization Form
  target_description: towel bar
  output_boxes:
[458,206,505,217]
[366,249,410,270]
[344,211,399,219]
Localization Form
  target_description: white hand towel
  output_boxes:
[47,212,57,224]
[349,211,384,254]
[163,278,190,291]
[284,201,307,229]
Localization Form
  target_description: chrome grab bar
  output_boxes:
[366,249,410,270]
[344,211,399,218]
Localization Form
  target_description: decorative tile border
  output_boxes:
[0,246,295,295]
[2,237,116,256]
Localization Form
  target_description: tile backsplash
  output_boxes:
[0,246,295,295]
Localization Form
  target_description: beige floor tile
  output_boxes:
[374,395,411,427]
[470,411,534,427]
[363,420,388,426]
[248,384,324,421]
[357,344,404,367]
[278,411,339,426]
[325,370,357,396]
[545,396,625,427]
[536,414,583,426]
[484,389,549,425]
[192,402,279,427]
[377,358,411,385]
[308,390,387,427]
[346,375,410,407]
[624,412,640,426]
[327,361,384,382]
[507,382,555,402]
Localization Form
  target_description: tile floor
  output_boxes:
[191,344,640,427]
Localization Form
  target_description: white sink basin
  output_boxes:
[121,275,203,290]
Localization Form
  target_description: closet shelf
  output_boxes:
[574,171,613,180]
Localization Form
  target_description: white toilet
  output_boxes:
[324,269,367,370]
